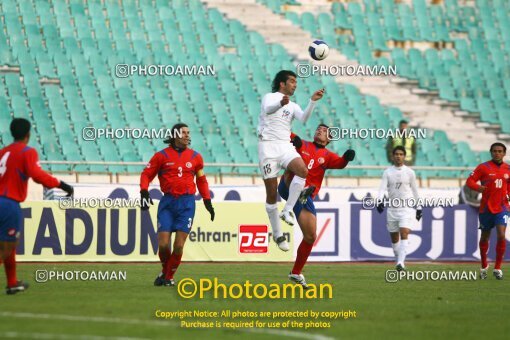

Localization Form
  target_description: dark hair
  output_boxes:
[317,123,332,141]
[164,123,188,146]
[393,145,406,155]
[490,142,507,153]
[271,70,297,92]
[399,119,408,126]
[10,118,31,141]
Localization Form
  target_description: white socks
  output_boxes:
[283,176,306,212]
[266,203,282,239]
[398,239,408,265]
[392,241,400,258]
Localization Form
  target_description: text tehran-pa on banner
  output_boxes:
[17,202,506,262]
[17,202,293,262]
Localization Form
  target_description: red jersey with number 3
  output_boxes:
[140,147,207,197]
[466,160,510,213]
[290,133,348,198]
[0,142,60,202]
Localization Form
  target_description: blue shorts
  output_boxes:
[278,178,316,219]
[479,211,509,230]
[0,197,22,242]
[157,194,196,234]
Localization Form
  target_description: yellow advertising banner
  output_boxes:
[17,202,293,262]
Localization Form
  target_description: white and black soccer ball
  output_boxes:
[309,40,329,60]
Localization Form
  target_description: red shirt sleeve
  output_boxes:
[195,153,204,172]
[140,152,162,191]
[326,152,348,169]
[466,165,483,191]
[195,154,211,200]
[24,148,60,188]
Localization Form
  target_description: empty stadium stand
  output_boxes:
[0,0,500,179]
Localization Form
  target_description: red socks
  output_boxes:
[480,239,506,270]
[4,248,17,287]
[158,247,171,274]
[292,239,314,275]
[164,253,183,280]
[495,239,506,270]
[479,240,489,268]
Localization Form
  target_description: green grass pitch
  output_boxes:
[0,263,509,339]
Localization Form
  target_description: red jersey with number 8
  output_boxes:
[289,133,348,198]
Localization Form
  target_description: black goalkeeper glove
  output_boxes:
[291,135,302,149]
[140,190,153,211]
[204,199,215,221]
[416,209,423,221]
[376,203,384,214]
[59,181,74,197]
[343,149,355,162]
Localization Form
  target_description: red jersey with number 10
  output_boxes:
[0,142,60,202]
[290,134,348,198]
[466,160,510,214]
[140,146,209,198]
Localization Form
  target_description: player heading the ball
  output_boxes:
[139,123,214,287]
[279,124,355,288]
[0,118,74,295]
[377,146,421,272]
[257,70,324,252]
[466,142,509,280]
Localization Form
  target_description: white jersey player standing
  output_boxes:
[257,70,324,251]
[377,146,422,271]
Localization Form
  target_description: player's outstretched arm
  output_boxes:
[311,88,325,101]
[25,148,67,190]
[195,154,214,221]
[139,153,161,210]
[327,149,355,169]
[196,169,214,221]
[466,165,485,193]
[58,181,74,197]
[294,89,325,123]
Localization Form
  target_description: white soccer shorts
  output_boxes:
[386,208,415,233]
[258,141,301,179]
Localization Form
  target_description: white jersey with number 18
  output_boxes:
[257,92,316,141]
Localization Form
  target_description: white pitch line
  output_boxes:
[0,311,172,327]
[0,311,337,340]
[0,331,149,340]
[246,328,337,340]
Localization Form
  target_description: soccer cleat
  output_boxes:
[298,186,316,204]
[163,279,176,286]
[279,210,295,226]
[274,235,289,252]
[154,272,164,286]
[493,269,503,280]
[6,281,29,295]
[396,263,405,272]
[480,266,489,280]
[288,272,310,290]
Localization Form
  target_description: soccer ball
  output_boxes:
[308,40,329,60]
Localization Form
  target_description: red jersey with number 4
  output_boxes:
[290,133,348,198]
[140,147,209,198]
[466,160,510,213]
[0,142,60,202]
